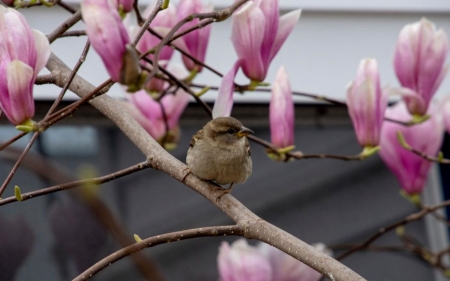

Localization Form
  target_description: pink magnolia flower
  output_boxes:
[347,59,388,147]
[258,242,330,281]
[379,101,444,194]
[394,18,449,116]
[231,0,301,82]
[128,1,177,92]
[218,239,330,281]
[212,59,242,119]
[218,239,272,281]
[0,6,50,126]
[177,0,213,72]
[124,64,190,147]
[270,66,294,149]
[82,0,132,83]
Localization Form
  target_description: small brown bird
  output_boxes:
[186,117,253,196]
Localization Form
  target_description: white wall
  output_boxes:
[21,2,450,103]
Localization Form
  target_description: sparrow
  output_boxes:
[186,117,253,197]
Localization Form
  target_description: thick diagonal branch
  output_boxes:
[46,52,366,281]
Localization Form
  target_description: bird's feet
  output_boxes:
[181,167,191,183]
[215,183,234,202]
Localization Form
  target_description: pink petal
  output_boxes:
[218,240,272,281]
[231,2,266,81]
[270,65,294,148]
[257,242,328,281]
[394,22,418,91]
[394,87,428,115]
[6,60,34,125]
[417,27,448,104]
[125,91,166,140]
[268,9,301,65]
[212,60,241,119]
[177,0,212,71]
[0,7,37,68]
[259,0,279,67]
[161,64,191,129]
[31,29,51,75]
[347,59,387,146]
[379,102,444,194]
[82,2,130,82]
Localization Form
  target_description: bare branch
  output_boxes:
[47,10,82,43]
[0,133,40,197]
[45,51,366,281]
[0,132,28,151]
[337,200,450,260]
[73,225,243,281]
[0,160,151,206]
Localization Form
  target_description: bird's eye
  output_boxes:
[227,129,235,134]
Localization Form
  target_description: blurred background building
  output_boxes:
[1,0,450,280]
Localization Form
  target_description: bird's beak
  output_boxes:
[237,127,254,138]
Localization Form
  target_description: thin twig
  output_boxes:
[47,10,82,43]
[337,200,450,260]
[171,18,215,43]
[397,131,450,164]
[46,40,91,116]
[134,0,144,24]
[147,27,223,77]
[132,0,163,46]
[0,160,151,206]
[43,78,114,126]
[73,225,243,281]
[148,0,249,82]
[0,147,165,280]
[0,133,40,197]
[60,30,87,38]
[57,0,78,14]
[0,132,28,151]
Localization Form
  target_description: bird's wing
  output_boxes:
[189,129,203,148]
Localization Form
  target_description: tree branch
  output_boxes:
[73,225,243,281]
[45,51,366,281]
[337,200,450,260]
[0,160,151,205]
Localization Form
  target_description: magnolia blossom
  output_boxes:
[124,65,190,147]
[218,240,272,281]
[231,0,301,82]
[0,6,50,125]
[394,18,449,116]
[82,0,135,83]
[218,239,330,281]
[270,66,294,149]
[347,59,388,147]
[258,243,331,281]
[128,1,177,92]
[379,101,444,194]
[177,0,213,72]
[212,60,242,119]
